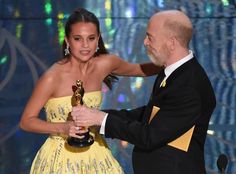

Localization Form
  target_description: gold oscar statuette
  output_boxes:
[67,80,94,147]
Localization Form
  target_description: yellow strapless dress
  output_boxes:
[30,91,123,174]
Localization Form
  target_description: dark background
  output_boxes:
[0,0,236,173]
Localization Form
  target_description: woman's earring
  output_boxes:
[96,46,99,52]
[64,44,70,56]
[96,44,99,52]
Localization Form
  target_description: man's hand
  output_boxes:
[71,105,106,127]
[67,121,87,139]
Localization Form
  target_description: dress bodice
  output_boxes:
[30,90,123,174]
[44,91,102,122]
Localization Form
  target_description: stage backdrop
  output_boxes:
[0,0,236,174]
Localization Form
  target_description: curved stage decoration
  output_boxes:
[0,1,236,173]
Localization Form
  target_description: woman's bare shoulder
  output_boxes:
[94,54,120,65]
[98,53,119,59]
[39,62,63,85]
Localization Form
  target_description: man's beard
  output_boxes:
[146,44,170,67]
[147,51,163,66]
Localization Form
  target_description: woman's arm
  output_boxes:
[103,54,161,77]
[19,69,72,135]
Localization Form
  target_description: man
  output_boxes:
[72,10,216,174]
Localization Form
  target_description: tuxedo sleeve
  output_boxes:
[105,87,201,150]
[104,106,146,122]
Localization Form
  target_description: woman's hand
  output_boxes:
[66,121,88,138]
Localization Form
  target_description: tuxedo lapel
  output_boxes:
[146,69,165,123]
[156,69,166,88]
[148,69,165,103]
[153,69,165,93]
[154,69,166,94]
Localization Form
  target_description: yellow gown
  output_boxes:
[30,91,124,174]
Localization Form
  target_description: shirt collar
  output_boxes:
[164,50,194,78]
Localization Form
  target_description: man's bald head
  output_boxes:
[150,10,193,48]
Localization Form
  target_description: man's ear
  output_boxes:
[168,36,177,51]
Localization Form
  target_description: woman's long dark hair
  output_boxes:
[61,8,118,90]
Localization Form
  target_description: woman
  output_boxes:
[20,8,160,174]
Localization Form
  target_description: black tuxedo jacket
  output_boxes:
[105,58,216,174]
